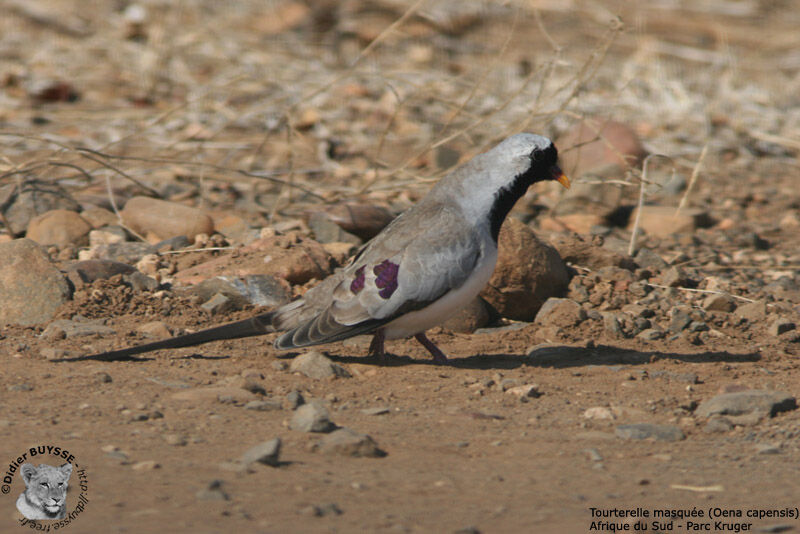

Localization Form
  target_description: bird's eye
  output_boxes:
[40,482,48,487]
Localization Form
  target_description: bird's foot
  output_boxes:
[367,329,388,363]
[414,333,449,365]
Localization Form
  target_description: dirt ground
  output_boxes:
[2,1,800,533]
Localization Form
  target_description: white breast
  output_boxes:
[382,246,498,340]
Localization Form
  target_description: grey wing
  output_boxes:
[274,203,484,349]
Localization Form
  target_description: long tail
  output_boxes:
[58,312,276,362]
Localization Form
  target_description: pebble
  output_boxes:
[318,428,386,457]
[441,296,491,333]
[201,293,233,315]
[636,328,664,340]
[298,503,342,517]
[131,460,160,471]
[583,407,615,420]
[361,407,390,416]
[504,385,540,399]
[703,293,736,312]
[121,196,214,241]
[163,434,188,446]
[755,443,781,455]
[289,351,352,379]
[628,206,713,238]
[137,321,172,339]
[196,480,229,501]
[615,423,685,442]
[286,390,305,409]
[89,242,156,263]
[171,386,258,404]
[244,399,282,411]
[239,437,281,466]
[89,225,127,246]
[290,401,336,433]
[41,319,116,338]
[0,179,81,235]
[534,298,586,328]
[695,390,797,418]
[64,259,136,284]
[80,207,117,229]
[323,203,395,240]
[634,248,668,271]
[668,307,692,333]
[0,239,72,326]
[308,212,362,245]
[481,218,569,321]
[768,318,796,337]
[26,209,92,247]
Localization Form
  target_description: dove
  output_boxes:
[68,133,569,364]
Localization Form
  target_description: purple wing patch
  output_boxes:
[373,260,399,299]
[350,265,366,294]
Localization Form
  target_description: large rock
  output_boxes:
[550,233,636,271]
[628,206,713,237]
[695,390,796,418]
[0,180,81,235]
[480,219,569,321]
[121,196,214,241]
[26,209,92,247]
[0,239,71,326]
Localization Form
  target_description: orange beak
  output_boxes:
[552,166,570,189]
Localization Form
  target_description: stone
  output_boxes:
[318,428,385,457]
[0,179,81,235]
[175,233,333,286]
[308,212,362,245]
[183,275,292,310]
[481,219,569,321]
[201,293,233,315]
[583,407,615,420]
[602,312,625,338]
[171,387,258,404]
[209,212,250,243]
[695,390,796,418]
[244,400,282,411]
[550,233,636,271]
[628,206,713,237]
[0,239,71,326]
[534,298,586,328]
[90,242,156,263]
[123,271,159,292]
[703,294,736,313]
[41,319,116,338]
[768,319,796,337]
[121,196,214,241]
[734,300,767,321]
[615,423,685,442]
[80,207,117,229]
[668,307,692,333]
[539,213,606,234]
[324,203,395,240]
[637,328,664,340]
[239,438,281,466]
[290,401,336,433]
[289,351,351,379]
[88,225,128,246]
[286,390,305,410]
[660,266,690,287]
[64,259,135,284]
[505,385,540,398]
[25,209,92,248]
[441,296,491,333]
[196,480,229,501]
[634,248,668,271]
[137,321,172,339]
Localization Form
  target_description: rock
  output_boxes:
[64,259,136,285]
[660,266,689,288]
[324,203,395,240]
[539,213,606,234]
[41,319,116,338]
[668,307,692,333]
[583,407,615,420]
[80,207,117,229]
[0,239,72,326]
[298,503,342,517]
[615,423,685,442]
[308,212,362,245]
[90,242,156,263]
[695,390,797,418]
[0,179,81,235]
[154,235,192,251]
[481,219,569,321]
[239,438,281,466]
[318,428,386,457]
[550,233,636,271]
[441,296,491,333]
[163,434,187,446]
[244,400,282,411]
[121,196,214,241]
[175,233,333,286]
[755,443,781,455]
[768,319,796,337]
[124,271,159,292]
[505,385,540,398]
[201,293,233,314]
[290,401,336,433]
[183,275,292,310]
[289,351,352,379]
[131,460,160,471]
[557,119,647,177]
[171,387,258,404]
[88,225,128,246]
[137,321,172,339]
[637,328,664,340]
[628,206,713,237]
[286,390,305,410]
[535,298,586,328]
[601,312,625,338]
[361,407,390,416]
[734,300,767,321]
[703,293,736,312]
[634,248,668,271]
[26,209,92,247]
[196,480,229,501]
[209,212,250,243]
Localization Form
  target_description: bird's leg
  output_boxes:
[414,333,449,364]
[368,329,386,360]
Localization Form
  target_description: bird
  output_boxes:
[67,133,569,364]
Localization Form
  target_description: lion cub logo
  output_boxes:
[16,463,72,520]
